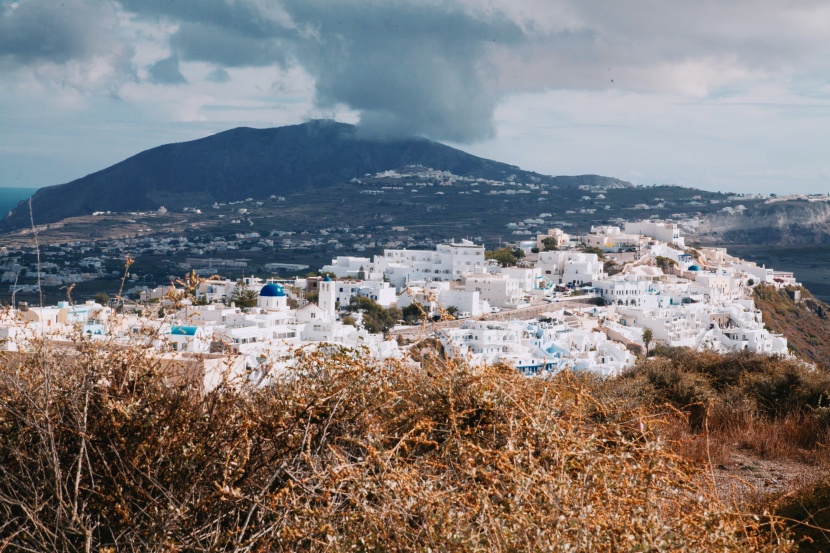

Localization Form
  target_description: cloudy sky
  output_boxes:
[2,0,829,194]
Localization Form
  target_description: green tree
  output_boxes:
[542,237,560,251]
[347,296,402,334]
[94,292,110,306]
[654,256,677,273]
[445,305,459,318]
[230,281,258,308]
[580,246,606,260]
[357,266,366,280]
[401,302,427,324]
[485,247,519,267]
[604,260,622,276]
[642,328,653,357]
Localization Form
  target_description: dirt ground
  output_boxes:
[712,450,826,507]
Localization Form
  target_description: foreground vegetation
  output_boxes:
[1,335,828,550]
[608,347,830,462]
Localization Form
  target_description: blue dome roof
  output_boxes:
[259,283,285,297]
[323,276,332,282]
[688,265,701,271]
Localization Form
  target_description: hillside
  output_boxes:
[753,284,830,368]
[0,120,629,230]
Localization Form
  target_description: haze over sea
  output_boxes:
[0,188,38,219]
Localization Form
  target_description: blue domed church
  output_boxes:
[258,282,288,311]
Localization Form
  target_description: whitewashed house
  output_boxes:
[536,251,606,287]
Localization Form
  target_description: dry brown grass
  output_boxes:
[606,348,830,465]
[0,334,797,551]
[597,349,830,551]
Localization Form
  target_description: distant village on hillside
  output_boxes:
[0,218,800,393]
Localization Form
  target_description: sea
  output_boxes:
[0,187,39,218]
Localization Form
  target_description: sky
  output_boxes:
[1,0,829,195]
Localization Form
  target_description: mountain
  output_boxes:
[1,120,630,231]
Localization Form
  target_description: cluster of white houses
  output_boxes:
[0,220,796,388]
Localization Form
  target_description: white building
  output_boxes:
[499,266,542,293]
[320,256,374,279]
[611,300,788,355]
[438,289,490,317]
[396,283,490,318]
[686,268,741,301]
[536,251,606,287]
[374,239,485,290]
[595,275,662,307]
[464,272,525,308]
[438,317,634,377]
[334,279,397,308]
[318,277,337,319]
[196,278,238,303]
[624,221,685,248]
[535,228,570,251]
[166,324,213,353]
[585,226,647,252]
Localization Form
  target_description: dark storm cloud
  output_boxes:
[117,0,285,39]
[117,0,525,142]
[0,0,121,65]
[171,22,289,68]
[285,2,525,142]
[148,55,187,85]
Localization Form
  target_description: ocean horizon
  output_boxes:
[0,187,39,218]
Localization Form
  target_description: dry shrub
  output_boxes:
[731,415,829,460]
[657,414,729,466]
[615,355,713,431]
[0,337,795,551]
[613,348,830,463]
[772,478,830,553]
[741,363,830,420]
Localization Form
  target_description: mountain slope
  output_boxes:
[753,284,830,368]
[2,120,629,230]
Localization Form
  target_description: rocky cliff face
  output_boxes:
[698,200,830,244]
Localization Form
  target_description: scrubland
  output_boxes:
[2,332,828,551]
